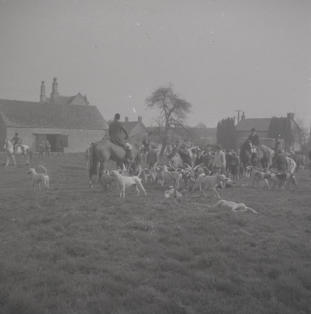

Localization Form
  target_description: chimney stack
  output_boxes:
[51,77,59,102]
[125,116,129,122]
[40,81,46,103]
[138,116,142,123]
[287,112,294,120]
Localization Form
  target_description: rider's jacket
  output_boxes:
[108,120,128,146]
[248,134,259,146]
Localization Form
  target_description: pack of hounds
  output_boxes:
[93,155,298,215]
[27,153,298,216]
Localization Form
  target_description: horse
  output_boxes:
[88,139,141,188]
[240,140,274,173]
[3,139,32,167]
[256,144,274,169]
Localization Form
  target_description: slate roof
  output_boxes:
[47,93,89,106]
[0,99,108,130]
[236,118,271,132]
[121,121,141,133]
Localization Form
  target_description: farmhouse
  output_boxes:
[0,78,108,152]
[236,113,302,151]
[120,116,148,146]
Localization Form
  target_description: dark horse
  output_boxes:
[88,139,140,187]
[240,140,274,174]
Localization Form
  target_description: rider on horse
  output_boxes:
[248,128,260,147]
[108,113,132,162]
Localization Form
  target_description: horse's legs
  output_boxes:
[136,185,140,195]
[98,162,104,181]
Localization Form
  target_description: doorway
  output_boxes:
[34,134,68,152]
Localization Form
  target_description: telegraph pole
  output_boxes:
[235,110,243,124]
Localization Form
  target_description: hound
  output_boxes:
[156,165,182,188]
[265,171,297,189]
[141,167,157,184]
[193,173,227,199]
[27,165,50,191]
[164,186,183,201]
[251,168,271,189]
[208,199,258,214]
[111,170,147,198]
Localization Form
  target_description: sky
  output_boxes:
[0,0,310,127]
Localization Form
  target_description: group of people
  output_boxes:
[38,139,51,157]
[107,112,311,179]
[246,128,298,173]
[5,132,51,157]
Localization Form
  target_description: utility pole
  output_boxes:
[235,110,243,124]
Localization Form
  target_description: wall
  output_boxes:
[236,130,269,146]
[289,119,302,151]
[6,127,106,152]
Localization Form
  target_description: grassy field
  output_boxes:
[0,153,310,314]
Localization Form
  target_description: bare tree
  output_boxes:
[146,86,192,155]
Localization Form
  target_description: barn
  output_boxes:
[0,78,108,152]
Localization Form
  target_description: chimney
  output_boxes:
[287,112,294,120]
[138,116,142,123]
[40,81,46,103]
[241,112,246,120]
[51,77,59,102]
[125,116,129,122]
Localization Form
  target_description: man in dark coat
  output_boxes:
[108,113,133,161]
[247,128,260,146]
[108,113,129,149]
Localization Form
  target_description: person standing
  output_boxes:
[45,139,51,157]
[274,134,282,153]
[11,132,20,152]
[213,145,226,174]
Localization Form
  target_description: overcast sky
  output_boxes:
[0,0,310,127]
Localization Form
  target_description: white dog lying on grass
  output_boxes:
[207,199,258,214]
[27,165,50,191]
[111,170,147,198]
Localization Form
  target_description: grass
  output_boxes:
[0,153,310,313]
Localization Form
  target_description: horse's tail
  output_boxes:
[88,143,98,179]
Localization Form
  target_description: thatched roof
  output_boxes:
[0,99,108,130]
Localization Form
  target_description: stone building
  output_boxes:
[0,78,107,152]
